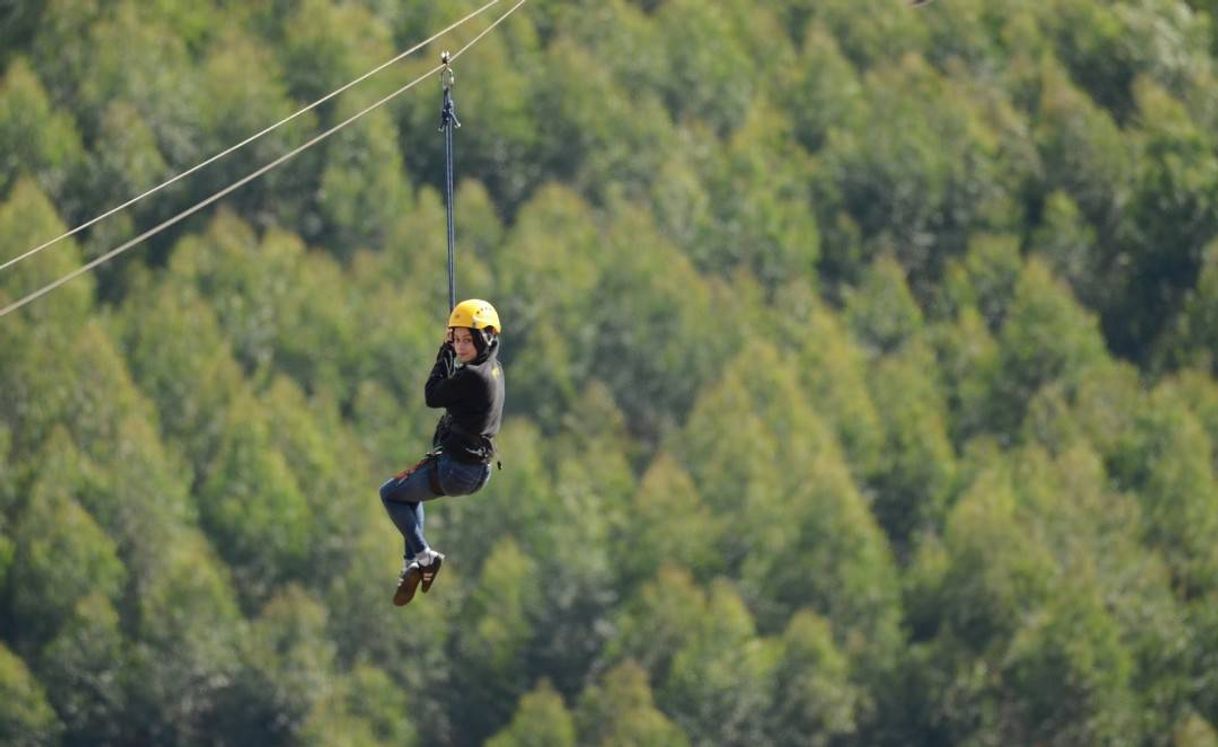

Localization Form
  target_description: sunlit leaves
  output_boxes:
[0,59,84,204]
[0,643,61,745]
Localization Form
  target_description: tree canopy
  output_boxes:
[4,0,1218,743]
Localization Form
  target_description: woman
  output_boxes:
[379,299,504,606]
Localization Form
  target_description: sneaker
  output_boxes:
[418,550,445,593]
[393,562,422,606]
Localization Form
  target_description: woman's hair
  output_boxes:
[471,327,497,356]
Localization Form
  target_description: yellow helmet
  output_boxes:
[448,298,501,334]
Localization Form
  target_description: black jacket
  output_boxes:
[425,340,504,463]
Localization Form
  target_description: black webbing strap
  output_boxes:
[393,453,446,497]
[426,456,446,496]
[440,52,460,312]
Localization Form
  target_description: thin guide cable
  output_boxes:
[0,0,501,274]
[0,0,528,320]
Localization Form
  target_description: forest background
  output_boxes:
[4,0,1218,745]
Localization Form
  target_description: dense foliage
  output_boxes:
[4,0,1218,744]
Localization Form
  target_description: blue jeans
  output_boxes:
[379,453,491,560]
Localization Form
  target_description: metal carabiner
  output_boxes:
[440,50,456,92]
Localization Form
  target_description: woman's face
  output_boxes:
[451,327,478,363]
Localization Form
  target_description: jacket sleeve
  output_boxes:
[425,344,469,407]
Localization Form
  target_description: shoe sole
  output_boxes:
[420,555,443,593]
[393,566,422,606]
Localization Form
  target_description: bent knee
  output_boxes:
[379,478,398,502]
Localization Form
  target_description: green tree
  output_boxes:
[321,527,453,744]
[654,0,757,135]
[1045,0,1210,118]
[585,203,724,439]
[1161,237,1218,373]
[492,184,603,428]
[914,456,1056,653]
[1000,582,1135,745]
[505,317,583,431]
[649,128,716,261]
[36,593,128,744]
[72,2,201,169]
[260,375,372,579]
[658,579,776,747]
[781,24,865,153]
[767,611,863,747]
[1033,61,1131,315]
[778,284,885,482]
[919,0,1012,71]
[280,0,396,104]
[1031,192,1101,309]
[317,102,412,256]
[214,586,338,745]
[193,27,316,232]
[818,54,1018,288]
[299,665,418,747]
[197,393,311,604]
[989,258,1108,436]
[1064,359,1143,466]
[1114,384,1218,596]
[124,530,245,745]
[845,253,924,355]
[1193,596,1218,733]
[0,179,91,330]
[1175,713,1218,747]
[620,452,723,587]
[1121,78,1218,362]
[551,0,666,99]
[605,565,707,685]
[676,342,902,643]
[535,39,673,204]
[486,680,577,747]
[452,537,542,743]
[939,233,1023,332]
[2,316,154,469]
[866,342,957,555]
[81,100,162,260]
[0,58,84,206]
[798,0,930,69]
[1011,445,1193,739]
[576,661,689,747]
[525,445,630,698]
[113,269,245,480]
[0,3,44,65]
[0,643,61,746]
[167,213,301,379]
[1172,368,1218,462]
[697,100,821,290]
[5,436,126,650]
[904,470,1051,742]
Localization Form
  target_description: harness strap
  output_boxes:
[427,457,446,496]
[394,453,446,496]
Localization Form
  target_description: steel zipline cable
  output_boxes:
[0,0,527,320]
[0,0,502,275]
